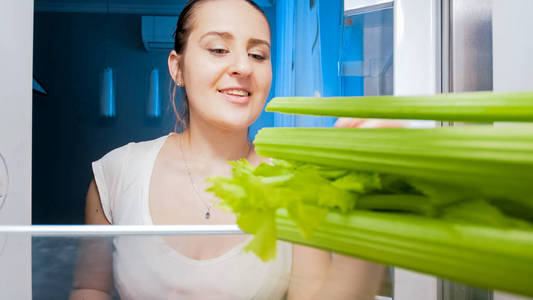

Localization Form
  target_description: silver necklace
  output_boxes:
[179,135,251,219]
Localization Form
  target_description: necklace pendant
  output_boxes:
[205,211,210,219]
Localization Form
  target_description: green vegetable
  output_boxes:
[207,159,361,259]
[276,208,533,297]
[254,126,533,218]
[207,158,533,296]
[206,91,533,296]
[266,91,533,122]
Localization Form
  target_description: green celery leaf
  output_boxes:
[287,201,328,238]
[441,199,533,229]
[332,171,381,193]
[237,210,278,261]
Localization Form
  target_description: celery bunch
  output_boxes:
[207,91,533,297]
[207,158,533,296]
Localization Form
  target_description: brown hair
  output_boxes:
[170,0,270,132]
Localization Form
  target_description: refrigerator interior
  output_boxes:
[2,0,533,299]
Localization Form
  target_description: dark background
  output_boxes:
[32,9,275,225]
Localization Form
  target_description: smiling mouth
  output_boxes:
[218,88,252,104]
[218,89,251,97]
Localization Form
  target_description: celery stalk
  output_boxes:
[266,91,533,122]
[275,209,533,297]
[355,194,436,216]
[254,127,533,210]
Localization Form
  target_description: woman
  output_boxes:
[70,0,385,299]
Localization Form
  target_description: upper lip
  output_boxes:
[218,87,252,96]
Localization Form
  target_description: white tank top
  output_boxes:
[92,134,292,300]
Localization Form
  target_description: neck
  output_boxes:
[179,120,252,164]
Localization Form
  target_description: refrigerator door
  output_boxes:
[492,2,533,298]
[443,0,493,93]
[439,0,494,298]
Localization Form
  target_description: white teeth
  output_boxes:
[223,89,249,96]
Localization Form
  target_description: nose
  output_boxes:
[228,51,252,78]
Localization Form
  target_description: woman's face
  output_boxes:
[177,0,272,131]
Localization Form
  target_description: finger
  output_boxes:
[334,118,366,128]
[358,119,408,128]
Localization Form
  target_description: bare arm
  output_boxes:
[311,254,385,300]
[286,245,331,299]
[287,245,385,300]
[69,180,113,300]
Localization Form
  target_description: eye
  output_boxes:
[249,53,266,61]
[209,48,229,55]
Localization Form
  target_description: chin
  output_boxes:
[214,108,261,129]
[192,102,263,131]
[215,120,255,132]
[212,114,257,132]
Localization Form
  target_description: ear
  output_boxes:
[168,50,183,85]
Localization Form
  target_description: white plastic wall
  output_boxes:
[0,0,33,298]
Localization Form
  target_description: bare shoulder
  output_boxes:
[155,132,181,165]
[85,179,111,225]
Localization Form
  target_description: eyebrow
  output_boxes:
[249,38,271,49]
[200,31,270,49]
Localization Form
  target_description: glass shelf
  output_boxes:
[0,225,393,299]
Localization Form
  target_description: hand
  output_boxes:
[334,118,407,128]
